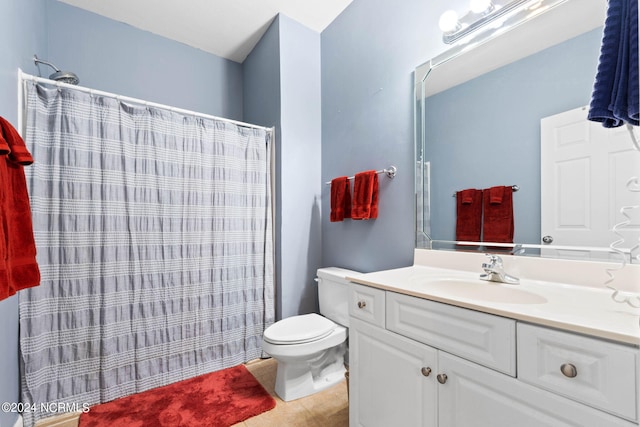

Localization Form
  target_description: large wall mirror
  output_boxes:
[415,0,640,263]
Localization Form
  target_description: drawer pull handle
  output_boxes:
[437,374,448,384]
[357,301,367,309]
[421,367,432,377]
[560,363,577,378]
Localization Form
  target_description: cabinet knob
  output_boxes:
[421,367,432,377]
[357,300,367,309]
[437,374,448,384]
[560,363,577,378]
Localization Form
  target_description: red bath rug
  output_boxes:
[79,364,276,427]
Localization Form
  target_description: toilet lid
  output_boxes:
[263,313,336,345]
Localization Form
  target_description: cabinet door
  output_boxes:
[350,317,437,427]
[438,352,637,427]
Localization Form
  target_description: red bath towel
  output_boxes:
[0,130,9,296]
[351,170,378,220]
[0,128,9,156]
[0,116,40,300]
[0,117,34,166]
[483,185,514,243]
[455,189,483,241]
[0,178,7,299]
[330,176,352,222]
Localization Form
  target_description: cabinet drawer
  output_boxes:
[349,283,385,327]
[386,292,516,376]
[517,323,638,422]
[439,351,637,427]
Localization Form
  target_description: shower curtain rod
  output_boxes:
[18,70,272,132]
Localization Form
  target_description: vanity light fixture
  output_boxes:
[470,0,495,14]
[438,10,462,34]
[439,0,551,44]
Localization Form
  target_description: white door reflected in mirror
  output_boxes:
[541,105,640,262]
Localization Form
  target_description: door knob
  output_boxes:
[542,235,554,244]
[437,374,448,384]
[421,367,432,377]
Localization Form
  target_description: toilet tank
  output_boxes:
[317,267,361,328]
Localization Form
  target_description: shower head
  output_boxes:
[33,55,79,85]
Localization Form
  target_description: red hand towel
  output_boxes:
[489,186,504,204]
[330,176,351,222]
[460,189,475,204]
[351,170,378,220]
[0,117,40,300]
[483,186,514,243]
[455,189,483,241]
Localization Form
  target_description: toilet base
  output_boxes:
[273,342,347,401]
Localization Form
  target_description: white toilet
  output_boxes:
[262,267,359,401]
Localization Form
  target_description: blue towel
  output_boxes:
[588,0,639,127]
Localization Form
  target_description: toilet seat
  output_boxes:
[264,313,336,345]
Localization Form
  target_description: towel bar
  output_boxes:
[325,165,397,185]
[452,184,519,197]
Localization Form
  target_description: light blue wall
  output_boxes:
[0,1,48,425]
[321,0,432,272]
[244,18,284,317]
[243,18,281,130]
[244,15,322,319]
[45,1,244,119]
[427,29,602,244]
[278,16,322,318]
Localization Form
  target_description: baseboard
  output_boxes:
[12,414,23,427]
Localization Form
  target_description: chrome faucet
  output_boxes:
[480,254,519,284]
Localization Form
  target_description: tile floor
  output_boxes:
[237,358,349,427]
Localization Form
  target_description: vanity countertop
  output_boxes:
[347,264,640,346]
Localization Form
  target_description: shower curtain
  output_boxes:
[19,80,275,427]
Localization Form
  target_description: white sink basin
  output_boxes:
[410,277,548,305]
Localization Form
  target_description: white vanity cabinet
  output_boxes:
[348,283,639,427]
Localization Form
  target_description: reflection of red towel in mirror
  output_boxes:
[330,176,351,222]
[455,189,483,241]
[483,186,514,243]
[0,116,40,301]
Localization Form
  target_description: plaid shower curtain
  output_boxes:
[19,80,274,427]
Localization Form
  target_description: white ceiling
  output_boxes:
[57,0,353,63]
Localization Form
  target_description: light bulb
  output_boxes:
[438,10,460,33]
[470,0,494,14]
